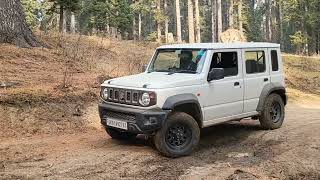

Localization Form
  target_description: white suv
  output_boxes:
[99,43,287,157]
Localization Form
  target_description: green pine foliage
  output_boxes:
[243,0,265,42]
[21,0,320,55]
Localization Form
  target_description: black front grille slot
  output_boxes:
[132,92,139,103]
[126,91,131,102]
[109,89,113,99]
[114,90,119,101]
[106,111,136,122]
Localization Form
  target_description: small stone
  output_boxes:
[0,162,5,171]
[227,152,252,158]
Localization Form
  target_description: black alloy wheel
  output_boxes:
[165,123,192,150]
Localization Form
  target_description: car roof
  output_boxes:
[158,42,280,49]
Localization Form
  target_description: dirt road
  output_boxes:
[1,101,319,180]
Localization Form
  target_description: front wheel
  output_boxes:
[259,94,285,130]
[154,112,200,158]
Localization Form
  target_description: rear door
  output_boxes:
[242,48,270,113]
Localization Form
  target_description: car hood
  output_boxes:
[102,72,205,89]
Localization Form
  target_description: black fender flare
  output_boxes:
[162,94,203,125]
[256,83,287,112]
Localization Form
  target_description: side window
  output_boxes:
[210,52,238,77]
[271,50,279,71]
[245,51,266,74]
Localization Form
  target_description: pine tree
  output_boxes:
[194,0,201,43]
[175,0,182,42]
[187,0,194,43]
[0,0,42,47]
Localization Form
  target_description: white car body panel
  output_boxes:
[104,72,204,89]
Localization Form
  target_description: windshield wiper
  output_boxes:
[167,69,197,75]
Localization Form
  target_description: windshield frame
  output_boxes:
[147,48,208,74]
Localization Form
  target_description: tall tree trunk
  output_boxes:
[217,0,222,42]
[59,5,65,33]
[70,12,76,33]
[175,0,182,42]
[138,13,142,40]
[187,0,195,43]
[157,0,161,42]
[229,0,234,28]
[212,0,217,42]
[0,0,42,47]
[194,0,201,43]
[133,13,137,40]
[265,0,271,41]
[164,0,169,43]
[238,0,243,34]
[276,0,282,46]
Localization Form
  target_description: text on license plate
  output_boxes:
[107,118,128,130]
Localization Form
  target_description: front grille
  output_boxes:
[107,88,139,105]
[105,111,136,122]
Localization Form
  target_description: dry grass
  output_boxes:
[0,32,157,105]
[1,34,319,105]
[283,55,320,95]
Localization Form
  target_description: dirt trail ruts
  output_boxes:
[0,101,320,180]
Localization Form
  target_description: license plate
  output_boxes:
[106,118,128,130]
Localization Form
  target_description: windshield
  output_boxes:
[148,49,207,74]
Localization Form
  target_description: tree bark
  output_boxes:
[133,13,137,40]
[138,13,142,40]
[156,0,161,42]
[70,12,76,33]
[276,0,282,45]
[238,0,243,34]
[187,0,195,43]
[175,0,182,42]
[212,0,217,42]
[217,0,222,42]
[164,0,169,43]
[265,0,271,41]
[0,0,42,47]
[59,5,64,32]
[229,0,234,28]
[194,0,201,43]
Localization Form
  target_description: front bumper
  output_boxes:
[98,103,170,134]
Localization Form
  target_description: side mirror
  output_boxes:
[142,65,148,72]
[207,68,224,81]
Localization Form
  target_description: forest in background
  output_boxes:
[11,0,320,55]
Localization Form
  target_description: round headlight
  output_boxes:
[102,88,108,99]
[139,92,151,106]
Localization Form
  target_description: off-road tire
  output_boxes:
[105,127,137,140]
[154,112,200,158]
[259,93,285,130]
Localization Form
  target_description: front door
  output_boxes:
[203,49,244,124]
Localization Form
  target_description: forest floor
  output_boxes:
[0,98,320,180]
[0,33,320,179]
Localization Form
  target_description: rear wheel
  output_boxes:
[259,94,285,130]
[154,112,200,158]
[105,127,137,140]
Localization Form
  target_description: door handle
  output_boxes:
[234,82,240,86]
[264,78,269,82]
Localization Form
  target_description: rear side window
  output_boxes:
[271,50,279,71]
[245,51,266,74]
